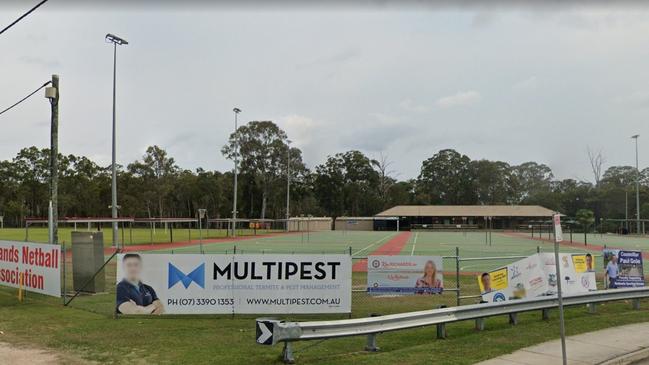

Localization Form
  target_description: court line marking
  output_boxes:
[352,233,395,256]
[411,232,418,256]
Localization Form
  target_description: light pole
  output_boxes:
[632,135,640,234]
[232,107,241,237]
[106,33,128,248]
[45,75,59,246]
[286,140,291,232]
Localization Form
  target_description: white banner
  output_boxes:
[367,255,443,295]
[480,253,596,303]
[540,253,597,294]
[115,253,351,315]
[0,240,61,297]
[553,214,563,242]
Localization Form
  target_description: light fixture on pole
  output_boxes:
[105,33,128,248]
[632,134,640,234]
[232,107,241,237]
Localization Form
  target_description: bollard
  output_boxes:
[542,308,550,321]
[475,318,485,331]
[436,323,446,339]
[588,303,597,313]
[632,299,641,310]
[365,333,379,352]
[508,313,518,325]
[282,342,295,364]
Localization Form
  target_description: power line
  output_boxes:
[0,81,51,117]
[0,0,49,36]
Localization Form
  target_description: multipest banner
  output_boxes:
[367,255,443,295]
[603,249,644,288]
[0,240,61,297]
[115,253,351,314]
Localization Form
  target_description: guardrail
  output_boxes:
[256,287,649,363]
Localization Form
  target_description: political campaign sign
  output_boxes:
[0,240,60,297]
[478,252,596,302]
[115,253,351,314]
[367,255,443,295]
[539,253,597,295]
[603,249,644,289]
[478,254,546,303]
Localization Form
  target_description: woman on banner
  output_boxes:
[415,260,443,294]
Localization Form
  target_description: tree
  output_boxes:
[417,149,475,204]
[128,146,179,217]
[576,209,595,245]
[371,153,397,210]
[470,159,513,204]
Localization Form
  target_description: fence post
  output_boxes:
[588,303,597,313]
[365,334,379,352]
[456,246,460,306]
[475,318,485,331]
[542,308,550,320]
[508,313,518,325]
[537,246,540,254]
[436,323,446,339]
[632,299,641,310]
[282,342,295,364]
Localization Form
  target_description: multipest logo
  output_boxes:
[168,263,205,289]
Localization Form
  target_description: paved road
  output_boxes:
[476,322,649,364]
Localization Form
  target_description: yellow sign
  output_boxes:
[572,254,595,273]
[478,267,508,293]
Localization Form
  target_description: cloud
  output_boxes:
[435,91,482,108]
[512,76,537,91]
[613,91,649,108]
[399,99,429,113]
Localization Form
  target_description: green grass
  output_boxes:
[1,230,648,364]
[0,227,282,247]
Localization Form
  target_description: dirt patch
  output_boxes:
[0,342,90,364]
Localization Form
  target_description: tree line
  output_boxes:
[0,121,647,228]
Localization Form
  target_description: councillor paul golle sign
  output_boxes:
[116,253,351,314]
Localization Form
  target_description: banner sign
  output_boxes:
[479,254,546,303]
[603,249,644,288]
[367,255,443,295]
[479,253,596,303]
[0,240,60,297]
[115,253,351,315]
[539,253,596,295]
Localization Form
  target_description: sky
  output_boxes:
[1,1,648,183]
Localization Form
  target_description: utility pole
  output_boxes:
[46,75,59,245]
[105,33,128,248]
[552,213,567,365]
[632,135,641,234]
[232,108,241,237]
[286,140,291,232]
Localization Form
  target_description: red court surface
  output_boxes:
[352,231,412,272]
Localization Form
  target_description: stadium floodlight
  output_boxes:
[631,135,641,234]
[105,33,128,248]
[232,107,241,237]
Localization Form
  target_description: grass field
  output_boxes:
[0,229,648,364]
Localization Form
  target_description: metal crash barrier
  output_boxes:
[256,288,649,363]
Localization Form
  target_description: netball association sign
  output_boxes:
[367,255,444,295]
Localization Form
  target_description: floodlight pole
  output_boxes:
[286,140,291,232]
[46,75,59,246]
[232,108,241,237]
[632,135,641,234]
[106,33,128,247]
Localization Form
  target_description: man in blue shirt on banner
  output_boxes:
[605,254,619,289]
[116,253,164,315]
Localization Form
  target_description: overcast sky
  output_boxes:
[1,2,648,182]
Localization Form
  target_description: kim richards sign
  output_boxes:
[115,253,352,315]
[0,241,61,297]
